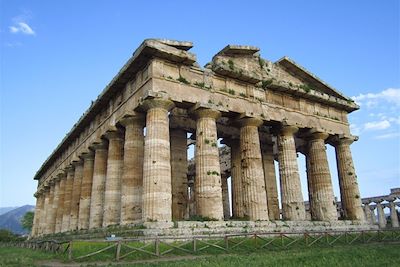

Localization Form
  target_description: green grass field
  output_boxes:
[0,242,399,267]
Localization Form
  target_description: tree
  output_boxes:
[21,211,34,232]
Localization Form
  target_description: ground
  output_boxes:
[0,242,399,267]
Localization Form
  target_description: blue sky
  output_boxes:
[0,0,399,207]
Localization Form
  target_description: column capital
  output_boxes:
[72,158,84,167]
[191,107,221,120]
[89,139,108,150]
[104,129,124,141]
[308,130,330,141]
[65,165,75,174]
[119,114,145,127]
[236,117,263,127]
[329,135,358,146]
[80,149,95,160]
[141,98,174,111]
[279,125,299,136]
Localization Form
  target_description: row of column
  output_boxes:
[364,202,399,228]
[32,98,366,236]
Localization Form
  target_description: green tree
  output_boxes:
[21,211,34,232]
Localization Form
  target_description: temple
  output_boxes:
[31,39,385,237]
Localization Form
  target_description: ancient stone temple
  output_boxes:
[31,39,376,238]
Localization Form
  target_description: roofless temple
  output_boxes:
[31,39,376,238]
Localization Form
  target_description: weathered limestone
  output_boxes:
[238,118,269,220]
[89,140,108,229]
[333,137,364,220]
[78,151,95,230]
[277,126,306,221]
[48,181,58,234]
[32,192,44,236]
[229,139,245,218]
[170,128,188,220]
[363,204,373,223]
[307,132,337,221]
[376,203,387,228]
[193,108,224,220]
[120,115,145,224]
[103,130,124,227]
[55,173,66,233]
[70,160,83,231]
[142,98,174,222]
[221,175,230,219]
[261,141,280,220]
[61,166,74,232]
[45,184,55,234]
[389,202,399,227]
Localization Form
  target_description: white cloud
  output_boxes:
[364,120,391,131]
[9,22,35,35]
[352,88,400,107]
[374,132,400,140]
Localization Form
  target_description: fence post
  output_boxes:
[155,238,160,257]
[193,237,197,253]
[115,241,121,261]
[224,235,229,250]
[68,241,72,261]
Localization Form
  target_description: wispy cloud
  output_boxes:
[9,22,35,35]
[352,88,400,107]
[364,120,391,131]
[374,132,400,140]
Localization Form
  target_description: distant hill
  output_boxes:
[0,207,18,216]
[0,205,35,235]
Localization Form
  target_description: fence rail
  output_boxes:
[3,229,399,262]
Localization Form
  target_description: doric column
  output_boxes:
[369,206,377,225]
[32,191,45,237]
[261,141,280,220]
[120,115,145,225]
[89,140,108,229]
[193,108,223,220]
[46,181,57,234]
[103,130,124,227]
[69,160,83,231]
[170,128,188,220]
[363,204,373,223]
[55,172,66,233]
[332,136,364,220]
[238,117,268,221]
[188,177,196,217]
[229,139,245,218]
[50,179,60,234]
[377,203,387,228]
[61,166,74,232]
[221,175,230,219]
[389,202,399,228]
[277,126,306,220]
[41,186,50,235]
[307,132,337,221]
[78,151,95,230]
[142,98,174,222]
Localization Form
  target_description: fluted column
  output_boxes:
[369,206,377,225]
[377,203,387,228]
[61,166,74,232]
[89,140,108,229]
[32,191,45,237]
[50,179,60,234]
[78,151,95,230]
[193,108,224,220]
[363,204,373,223]
[333,136,364,220]
[307,132,337,221]
[229,139,244,218]
[41,186,50,235]
[103,130,124,227]
[120,116,144,225]
[55,172,66,233]
[238,118,268,221]
[70,160,83,231]
[277,126,305,220]
[188,178,196,217]
[142,98,174,222]
[170,128,188,220]
[389,202,399,228]
[221,175,230,219]
[46,181,57,234]
[261,141,279,220]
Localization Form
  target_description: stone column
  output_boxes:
[170,128,188,221]
[238,118,269,221]
[32,192,45,237]
[369,206,377,225]
[89,140,108,229]
[261,141,280,220]
[229,139,244,218]
[363,204,373,223]
[188,177,196,217]
[120,116,144,225]
[78,151,95,230]
[103,130,124,227]
[193,108,224,220]
[55,172,66,233]
[277,126,305,220]
[389,202,399,228]
[50,179,60,234]
[333,136,364,220]
[41,186,50,235]
[69,160,83,231]
[47,181,57,234]
[307,132,337,221]
[61,166,74,232]
[377,203,387,228]
[221,175,230,219]
[142,98,174,222]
